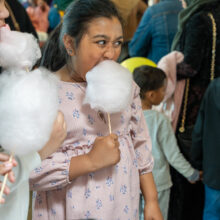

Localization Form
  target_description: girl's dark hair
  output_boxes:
[40,0,123,71]
[133,65,166,99]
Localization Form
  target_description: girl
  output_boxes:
[30,0,163,219]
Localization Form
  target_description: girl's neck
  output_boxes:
[57,65,85,83]
[141,100,152,110]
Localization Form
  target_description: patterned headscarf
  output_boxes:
[171,0,218,50]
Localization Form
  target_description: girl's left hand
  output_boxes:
[144,201,164,220]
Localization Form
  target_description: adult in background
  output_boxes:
[5,0,37,37]
[169,0,220,220]
[129,0,182,64]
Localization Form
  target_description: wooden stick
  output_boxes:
[107,113,111,134]
[0,153,13,201]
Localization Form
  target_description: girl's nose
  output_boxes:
[1,4,9,21]
[103,45,116,60]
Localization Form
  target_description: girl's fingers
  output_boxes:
[0,162,13,175]
[8,170,15,183]
[0,197,5,204]
[0,182,10,195]
[0,153,10,161]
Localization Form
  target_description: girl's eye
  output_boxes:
[96,40,106,45]
[114,41,123,47]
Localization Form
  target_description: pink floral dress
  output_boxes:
[30,81,153,220]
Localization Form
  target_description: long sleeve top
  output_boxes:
[30,81,153,220]
[144,110,198,192]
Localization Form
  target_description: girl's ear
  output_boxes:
[63,34,75,56]
[146,91,154,100]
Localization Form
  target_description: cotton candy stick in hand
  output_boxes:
[84,60,133,133]
[0,154,13,202]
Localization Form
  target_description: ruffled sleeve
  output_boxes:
[29,151,71,191]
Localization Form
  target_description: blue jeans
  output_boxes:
[203,184,220,220]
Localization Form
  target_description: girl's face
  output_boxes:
[0,0,9,28]
[180,0,187,8]
[66,16,123,82]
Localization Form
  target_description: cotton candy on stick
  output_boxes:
[0,26,41,70]
[84,60,133,133]
[0,28,58,201]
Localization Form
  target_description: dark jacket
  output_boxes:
[176,2,220,127]
[192,78,220,190]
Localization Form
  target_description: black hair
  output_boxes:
[133,65,166,99]
[39,0,123,71]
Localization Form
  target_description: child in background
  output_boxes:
[133,65,200,220]
[191,78,220,220]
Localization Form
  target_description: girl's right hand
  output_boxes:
[0,153,17,204]
[88,134,120,171]
[38,111,67,160]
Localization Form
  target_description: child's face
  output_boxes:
[64,16,123,82]
[0,0,9,28]
[146,79,167,106]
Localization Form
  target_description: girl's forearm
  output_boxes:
[69,154,95,181]
[140,172,158,203]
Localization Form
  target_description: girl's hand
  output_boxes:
[0,153,17,204]
[88,133,120,171]
[0,153,17,176]
[144,201,164,220]
[38,111,67,160]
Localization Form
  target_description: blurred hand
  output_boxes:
[38,111,67,160]
[0,153,17,204]
[88,133,120,171]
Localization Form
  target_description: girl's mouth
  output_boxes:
[0,24,10,29]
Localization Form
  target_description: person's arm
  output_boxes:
[69,134,120,180]
[158,115,199,181]
[128,7,153,57]
[140,172,163,220]
[30,133,120,190]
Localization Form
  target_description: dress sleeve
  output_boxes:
[157,116,195,178]
[130,84,154,175]
[29,151,71,191]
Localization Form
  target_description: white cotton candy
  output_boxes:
[0,68,59,155]
[0,27,41,70]
[84,60,133,113]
